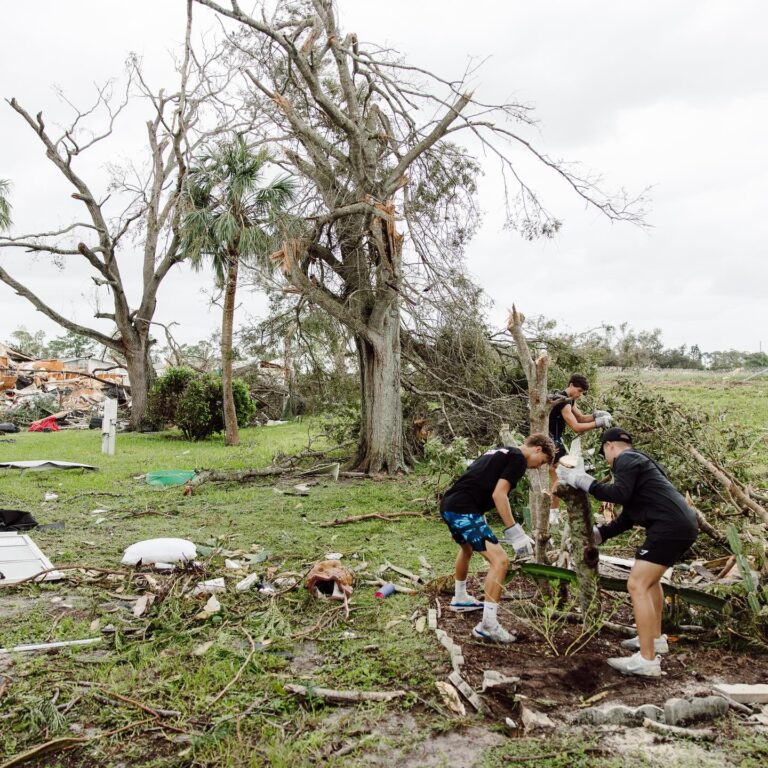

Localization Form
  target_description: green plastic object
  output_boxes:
[146,470,196,487]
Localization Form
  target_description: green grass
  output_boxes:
[0,424,464,766]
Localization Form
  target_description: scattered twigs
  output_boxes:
[209,629,258,706]
[284,684,406,704]
[0,565,131,589]
[185,465,291,492]
[0,717,158,768]
[318,511,423,527]
[78,681,182,723]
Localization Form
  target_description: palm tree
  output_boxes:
[181,136,295,446]
[0,179,12,231]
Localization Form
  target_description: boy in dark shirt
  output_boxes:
[558,427,698,677]
[549,373,612,524]
[440,433,556,643]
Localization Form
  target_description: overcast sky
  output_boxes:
[1,1,766,353]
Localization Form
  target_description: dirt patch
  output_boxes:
[290,641,324,675]
[435,576,768,715]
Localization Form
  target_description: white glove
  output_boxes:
[593,409,612,420]
[557,466,595,492]
[595,414,613,429]
[503,524,534,557]
[592,525,603,545]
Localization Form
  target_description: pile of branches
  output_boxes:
[603,377,768,528]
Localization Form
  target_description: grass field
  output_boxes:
[1,372,767,767]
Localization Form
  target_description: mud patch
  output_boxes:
[435,575,768,714]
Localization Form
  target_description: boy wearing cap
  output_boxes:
[440,433,556,643]
[558,427,698,677]
[548,373,612,524]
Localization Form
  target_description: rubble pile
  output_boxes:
[0,343,129,429]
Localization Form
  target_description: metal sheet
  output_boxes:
[0,532,63,584]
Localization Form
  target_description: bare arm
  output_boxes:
[561,404,598,434]
[571,404,593,423]
[491,479,515,529]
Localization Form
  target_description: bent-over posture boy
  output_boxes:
[558,427,698,677]
[440,433,555,643]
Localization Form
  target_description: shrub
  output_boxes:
[148,367,196,426]
[149,367,256,440]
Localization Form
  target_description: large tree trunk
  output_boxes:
[124,339,156,432]
[221,253,240,447]
[352,307,405,474]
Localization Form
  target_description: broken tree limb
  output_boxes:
[685,492,730,547]
[284,684,406,704]
[507,305,552,562]
[184,465,290,492]
[642,717,715,741]
[685,445,768,525]
[317,511,423,527]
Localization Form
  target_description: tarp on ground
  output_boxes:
[0,460,97,471]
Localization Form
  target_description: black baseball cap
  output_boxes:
[599,427,633,456]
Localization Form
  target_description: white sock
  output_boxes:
[454,579,468,601]
[482,601,499,628]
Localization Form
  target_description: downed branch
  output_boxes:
[686,445,768,526]
[0,565,132,589]
[284,684,406,704]
[317,511,423,527]
[642,717,715,741]
[184,465,290,492]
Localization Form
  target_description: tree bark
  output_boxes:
[123,342,155,432]
[557,484,599,623]
[507,306,552,562]
[352,305,406,473]
[221,252,240,446]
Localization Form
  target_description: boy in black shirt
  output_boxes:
[440,433,556,643]
[548,373,612,524]
[558,427,698,677]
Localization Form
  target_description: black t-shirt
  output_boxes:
[440,447,527,515]
[548,389,573,444]
[591,450,698,541]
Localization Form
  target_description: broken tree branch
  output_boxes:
[317,511,423,527]
[284,684,407,704]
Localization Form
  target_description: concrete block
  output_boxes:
[664,696,728,726]
[712,684,768,704]
[578,703,664,726]
[448,670,485,712]
[635,704,665,723]
[481,670,520,694]
[427,609,438,630]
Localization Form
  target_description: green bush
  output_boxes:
[149,367,256,440]
[148,366,196,427]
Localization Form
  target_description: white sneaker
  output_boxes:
[472,622,517,644]
[607,651,661,677]
[449,596,483,613]
[621,634,669,654]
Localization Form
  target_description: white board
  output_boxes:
[0,532,63,584]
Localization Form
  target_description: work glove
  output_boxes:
[556,466,596,493]
[593,409,612,421]
[592,526,603,546]
[503,523,534,557]
[594,414,612,429]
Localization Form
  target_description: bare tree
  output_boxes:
[193,0,645,472]
[0,3,234,428]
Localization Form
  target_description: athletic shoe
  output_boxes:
[621,634,669,654]
[472,622,517,644]
[449,597,483,613]
[607,651,661,677]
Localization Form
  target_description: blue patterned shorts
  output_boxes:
[441,511,498,552]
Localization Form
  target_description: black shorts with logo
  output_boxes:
[635,534,697,567]
[553,439,568,464]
